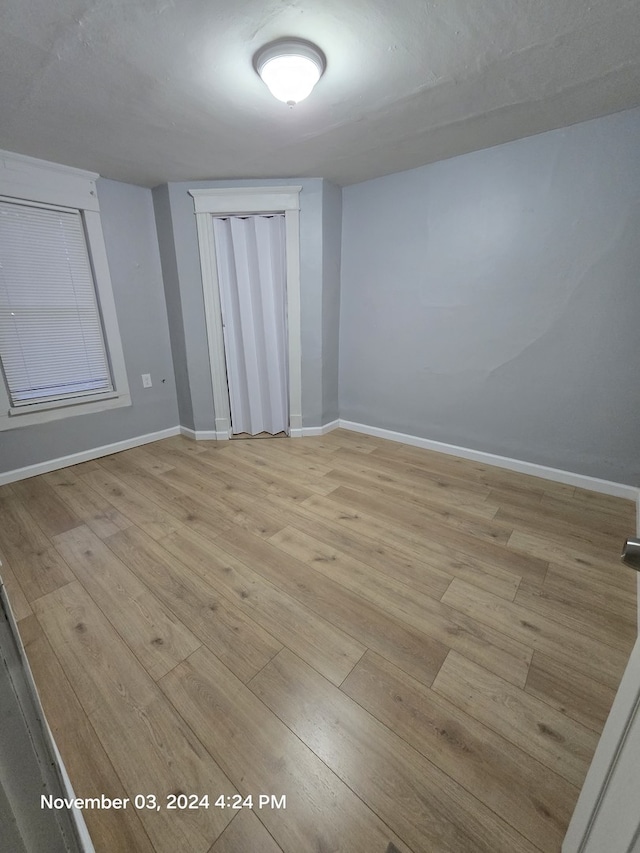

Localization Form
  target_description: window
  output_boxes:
[0,150,130,430]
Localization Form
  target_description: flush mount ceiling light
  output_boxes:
[254,39,326,106]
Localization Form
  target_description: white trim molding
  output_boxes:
[290,420,340,438]
[190,186,302,215]
[0,149,131,431]
[179,426,228,441]
[0,148,99,212]
[189,186,303,439]
[338,419,640,500]
[0,426,180,486]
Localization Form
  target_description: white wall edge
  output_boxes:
[0,426,181,485]
[339,419,640,501]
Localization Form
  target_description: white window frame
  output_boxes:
[0,149,130,430]
[189,186,302,438]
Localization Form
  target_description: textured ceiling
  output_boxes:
[1,0,640,187]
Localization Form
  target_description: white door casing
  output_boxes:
[189,186,302,438]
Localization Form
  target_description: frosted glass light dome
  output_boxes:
[255,40,325,106]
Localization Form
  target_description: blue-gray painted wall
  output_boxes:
[339,107,640,484]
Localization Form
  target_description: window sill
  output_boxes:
[0,392,131,431]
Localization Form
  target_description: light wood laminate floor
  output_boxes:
[0,429,636,853]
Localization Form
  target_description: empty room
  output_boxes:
[1,2,640,852]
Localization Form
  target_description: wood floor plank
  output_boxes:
[341,650,578,852]
[323,466,500,519]
[541,558,637,605]
[370,441,576,498]
[10,477,81,537]
[536,491,632,539]
[328,443,496,498]
[221,435,334,479]
[6,545,75,603]
[116,446,176,475]
[249,648,539,853]
[98,454,233,541]
[105,526,283,683]
[322,428,380,453]
[78,467,183,539]
[69,459,108,474]
[486,487,544,511]
[326,484,512,546]
[160,526,366,685]
[515,576,636,653]
[295,492,548,587]
[33,582,235,853]
[270,526,531,686]
[199,447,316,503]
[568,486,637,515]
[508,518,623,566]
[525,651,617,733]
[442,578,630,689]
[157,466,283,540]
[214,528,449,688]
[208,810,283,853]
[240,435,336,475]
[143,439,214,467]
[496,502,623,552]
[160,646,415,853]
[18,615,156,853]
[432,651,599,788]
[158,434,211,455]
[256,498,455,599]
[508,529,624,584]
[0,495,51,561]
[145,444,270,508]
[53,525,201,680]
[0,552,32,621]
[222,443,340,495]
[150,451,263,505]
[43,468,134,540]
[271,496,521,601]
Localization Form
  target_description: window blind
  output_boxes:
[0,200,113,407]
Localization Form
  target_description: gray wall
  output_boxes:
[153,184,194,429]
[321,180,342,424]
[340,107,640,484]
[0,178,179,474]
[155,177,330,431]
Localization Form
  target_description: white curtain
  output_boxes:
[213,214,289,435]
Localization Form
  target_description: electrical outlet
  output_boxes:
[141,373,152,388]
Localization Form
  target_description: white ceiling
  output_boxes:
[2,0,640,188]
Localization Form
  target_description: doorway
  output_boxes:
[212,213,288,436]
[190,186,303,439]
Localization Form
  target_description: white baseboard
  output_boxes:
[338,419,640,501]
[180,426,228,441]
[299,420,340,437]
[0,426,181,485]
[1,417,636,505]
